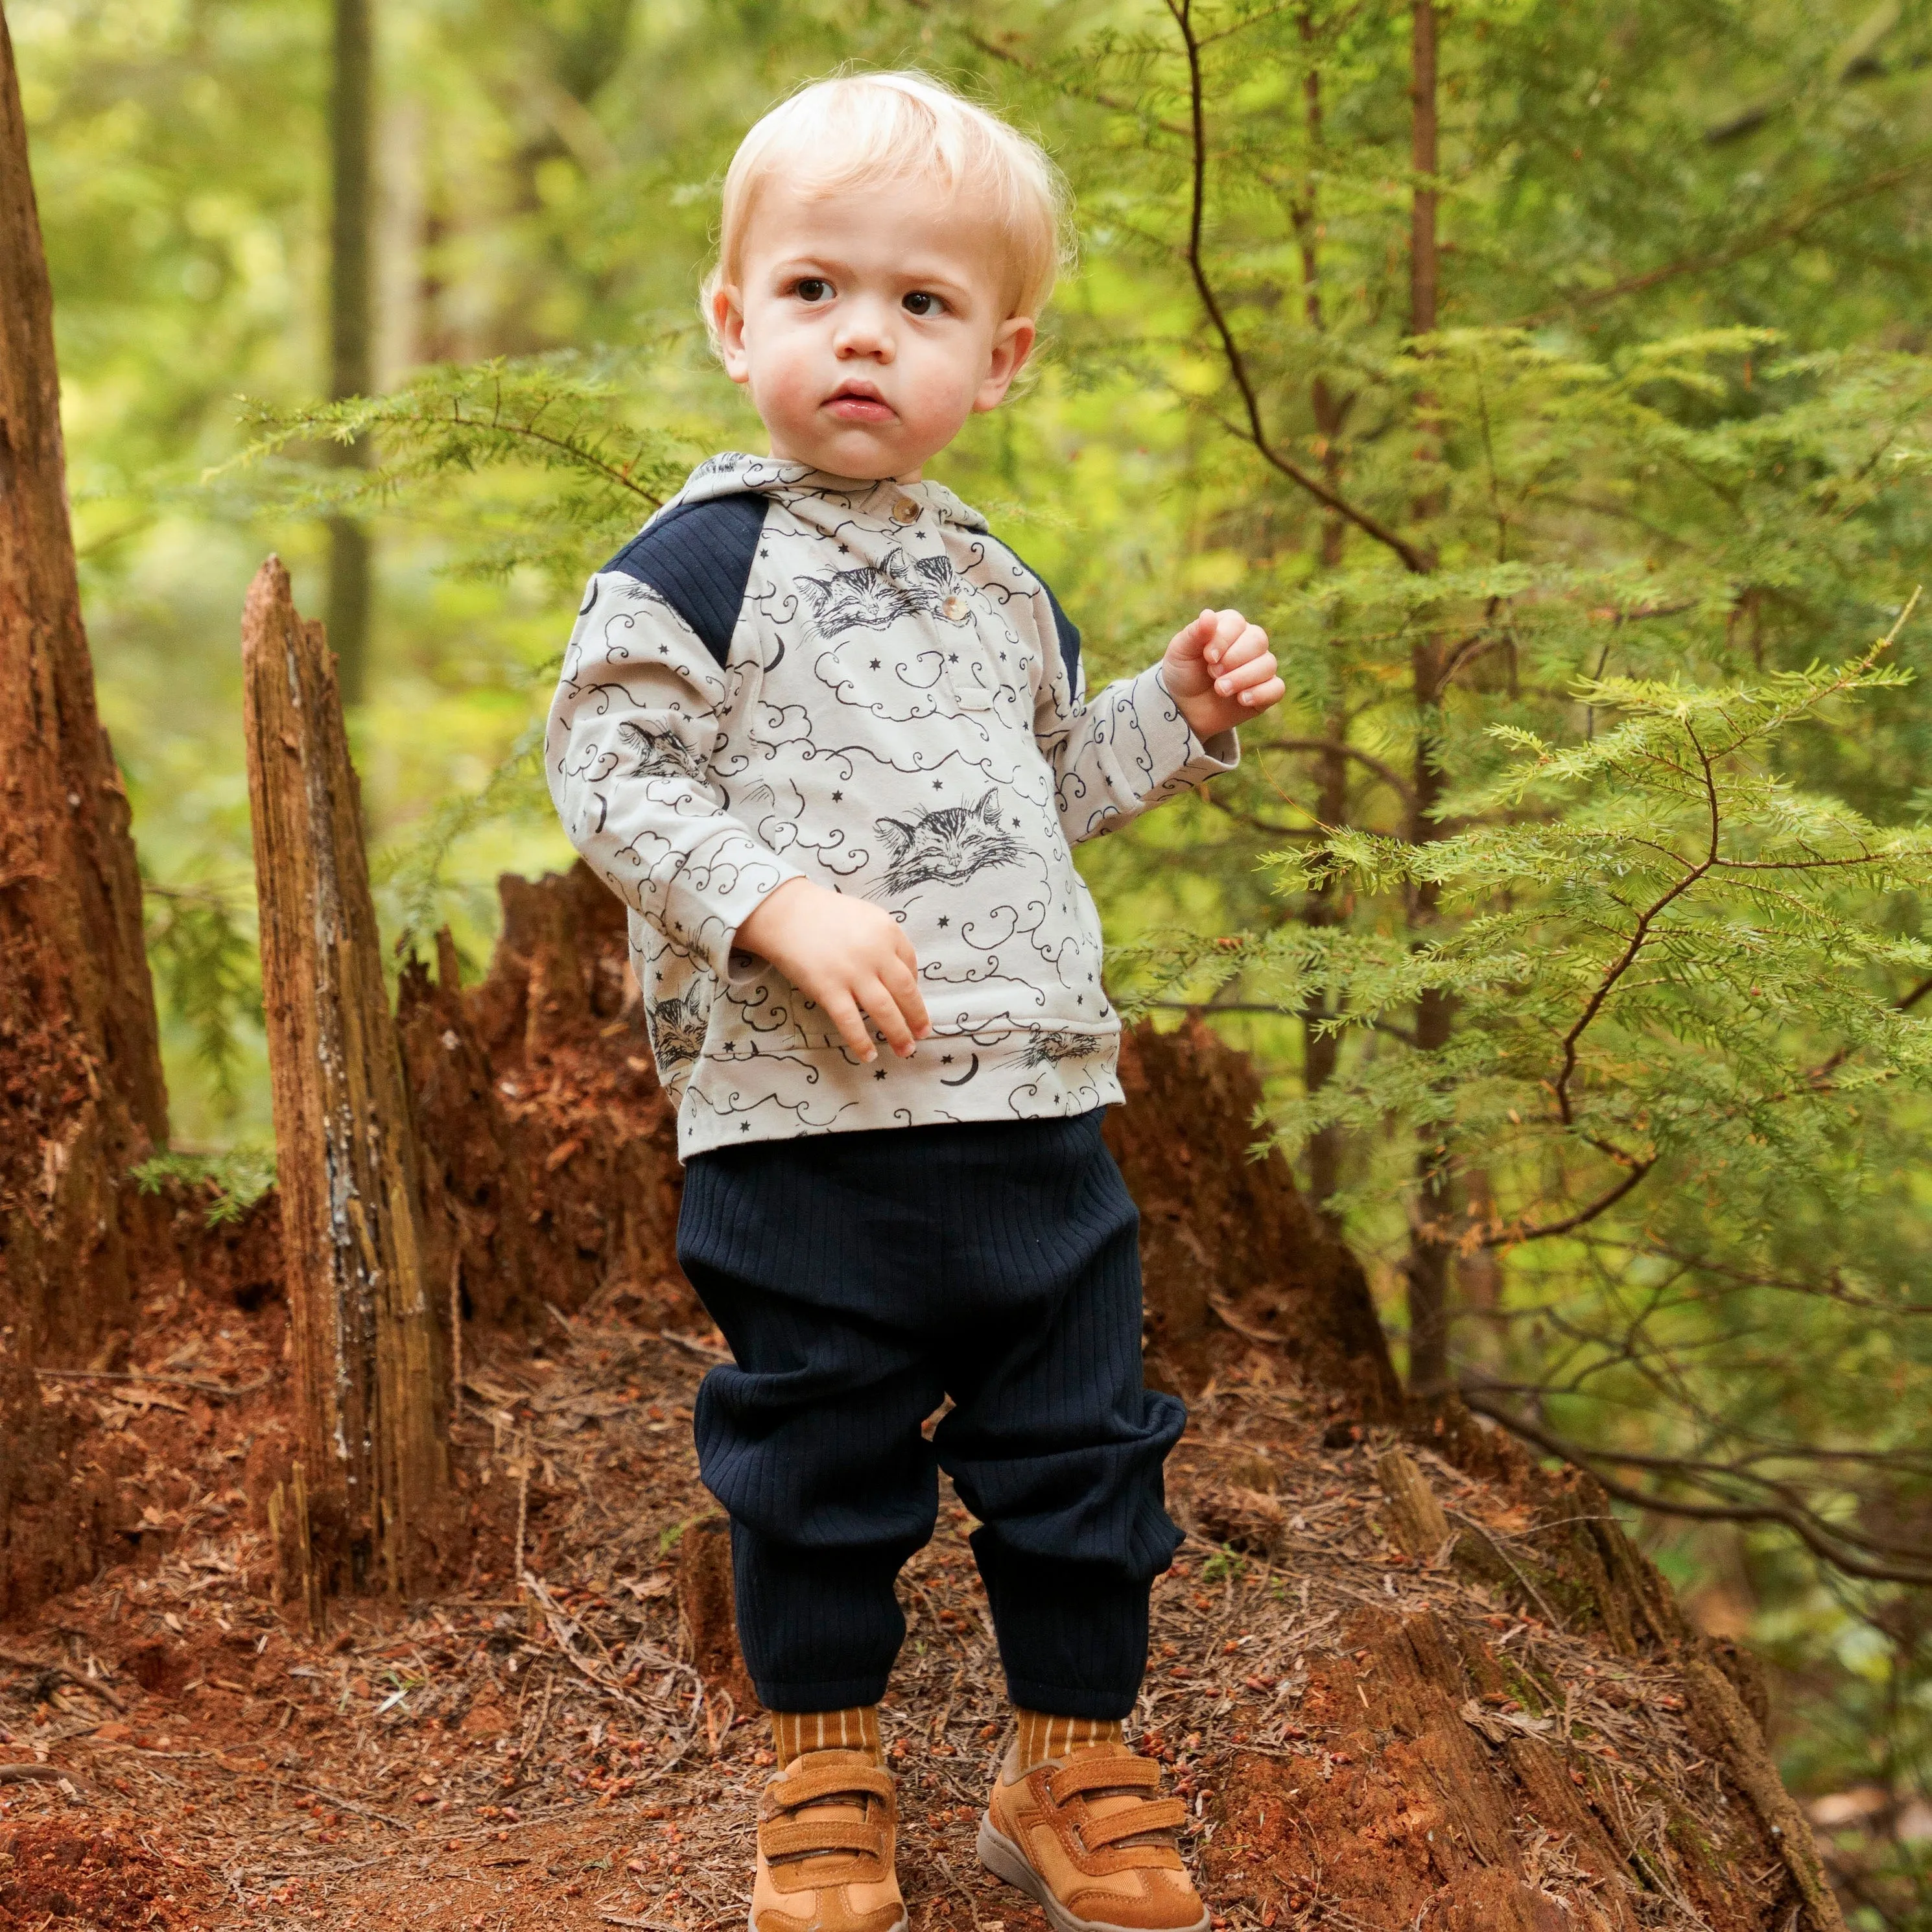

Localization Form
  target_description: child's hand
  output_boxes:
[1160,607,1283,740]
[735,878,933,1063]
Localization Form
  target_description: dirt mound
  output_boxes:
[0,864,1844,1930]
[0,1820,217,1928]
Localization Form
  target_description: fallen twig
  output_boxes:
[34,1367,271,1398]
[0,1647,127,1713]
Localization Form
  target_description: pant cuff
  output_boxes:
[1002,1673,1142,1723]
[753,1671,893,1714]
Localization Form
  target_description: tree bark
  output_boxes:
[0,4,171,1616]
[0,4,168,1359]
[241,556,449,1599]
[327,0,374,705]
[1291,16,1352,1225]
[1404,0,1457,1398]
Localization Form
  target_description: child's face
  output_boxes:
[712,174,1036,482]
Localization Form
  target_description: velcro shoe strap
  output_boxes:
[770,1763,895,1810]
[1048,1754,1162,1805]
[760,1819,888,1863]
[1081,1797,1188,1850]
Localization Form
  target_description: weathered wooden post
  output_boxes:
[241,556,450,1605]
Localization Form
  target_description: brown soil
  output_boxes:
[0,867,1835,1931]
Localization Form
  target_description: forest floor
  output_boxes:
[0,1232,1787,1932]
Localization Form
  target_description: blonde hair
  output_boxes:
[701,71,1072,347]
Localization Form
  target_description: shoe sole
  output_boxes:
[976,1815,1210,1932]
[748,1911,906,1932]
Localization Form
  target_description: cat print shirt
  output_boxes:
[546,453,1238,1159]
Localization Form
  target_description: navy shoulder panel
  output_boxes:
[990,536,1082,694]
[600,493,769,667]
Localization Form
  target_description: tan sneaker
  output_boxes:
[978,1737,1209,1932]
[751,1747,906,1932]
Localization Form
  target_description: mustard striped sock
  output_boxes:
[1013,1708,1124,1773]
[771,1705,882,1765]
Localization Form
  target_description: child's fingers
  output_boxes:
[1214,653,1278,698]
[1214,623,1271,670]
[1176,608,1218,659]
[1238,674,1286,709]
[882,952,932,1043]
[860,975,918,1058]
[822,988,877,1063]
[1203,607,1251,666]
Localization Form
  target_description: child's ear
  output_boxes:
[973,314,1037,414]
[712,283,753,385]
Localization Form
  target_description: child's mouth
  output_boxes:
[825,386,895,423]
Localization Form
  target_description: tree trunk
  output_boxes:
[0,3,171,1616]
[241,556,449,1601]
[327,0,374,705]
[0,1,169,1361]
[1404,0,1458,1399]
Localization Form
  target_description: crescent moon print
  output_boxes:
[545,454,1239,1159]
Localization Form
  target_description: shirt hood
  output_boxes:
[671,451,991,536]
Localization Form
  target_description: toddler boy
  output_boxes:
[547,70,1283,1932]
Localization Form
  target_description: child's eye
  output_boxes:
[902,290,946,317]
[794,277,832,303]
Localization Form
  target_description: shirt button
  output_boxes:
[890,498,920,524]
[941,595,967,620]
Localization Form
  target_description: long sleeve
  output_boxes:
[546,573,803,976]
[1036,655,1240,849]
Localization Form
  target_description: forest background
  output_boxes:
[10,0,1932,1924]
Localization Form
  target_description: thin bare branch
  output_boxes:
[1164,0,1431,574]
[1461,1393,1932,1585]
[1260,736,1415,803]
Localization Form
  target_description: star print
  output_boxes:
[948,653,959,663]
[870,659,881,670]
[941,1054,954,1065]
[740,1122,751,1133]
[933,781,944,791]
[937,916,949,928]
[838,544,849,553]
[832,790,843,803]
[1012,818,1022,827]
[873,1067,887,1081]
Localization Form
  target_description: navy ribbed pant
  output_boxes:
[677,1107,1185,1720]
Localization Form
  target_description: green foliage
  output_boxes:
[130,1146,279,1227]
[221,351,704,590]
[140,876,263,1124]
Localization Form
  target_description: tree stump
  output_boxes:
[0,10,169,1617]
[241,557,450,1601]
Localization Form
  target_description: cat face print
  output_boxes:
[647,984,709,1071]
[1021,1026,1093,1068]
[873,789,1022,895]
[798,547,974,641]
[618,720,707,784]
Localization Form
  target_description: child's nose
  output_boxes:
[833,301,896,362]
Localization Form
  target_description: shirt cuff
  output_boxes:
[1135,665,1242,799]
[662,829,807,982]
